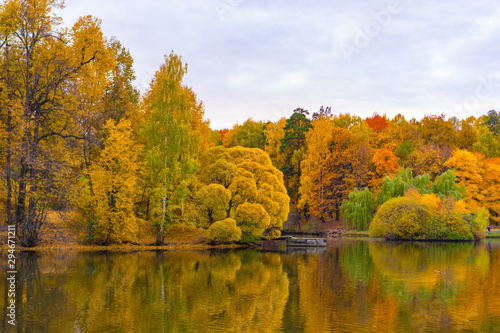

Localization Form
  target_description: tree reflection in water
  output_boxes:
[1,241,500,332]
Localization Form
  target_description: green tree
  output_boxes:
[341,188,374,231]
[484,109,500,136]
[141,52,200,244]
[279,108,313,207]
[473,125,500,158]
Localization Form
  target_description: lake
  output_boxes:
[2,238,500,332]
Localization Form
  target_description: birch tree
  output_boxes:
[141,52,199,244]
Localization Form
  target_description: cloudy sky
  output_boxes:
[58,0,500,129]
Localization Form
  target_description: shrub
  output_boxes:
[207,218,242,244]
[369,197,431,239]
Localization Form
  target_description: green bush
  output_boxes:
[207,218,242,244]
[369,197,431,239]
[422,214,473,241]
[469,207,490,240]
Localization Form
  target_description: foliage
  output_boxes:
[396,140,414,162]
[369,197,431,239]
[0,0,119,246]
[371,148,399,189]
[406,144,452,179]
[235,202,270,242]
[455,116,477,150]
[484,109,500,136]
[341,188,374,231]
[228,118,266,149]
[444,150,483,211]
[77,119,140,244]
[431,169,464,200]
[194,184,231,227]
[140,52,200,244]
[197,146,289,240]
[207,218,242,244]
[279,108,313,207]
[420,114,455,147]
[264,117,286,167]
[479,159,500,225]
[300,126,358,220]
[473,125,500,158]
[377,168,431,206]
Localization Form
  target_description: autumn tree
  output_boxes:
[366,112,392,149]
[264,117,286,168]
[455,116,477,150]
[443,150,483,211]
[194,184,231,227]
[0,1,112,246]
[301,127,358,220]
[420,114,455,147]
[481,159,500,225]
[197,146,289,239]
[387,113,421,153]
[298,115,336,220]
[349,120,375,189]
[141,52,200,244]
[279,108,312,208]
[371,148,399,190]
[77,119,140,244]
[228,118,266,150]
[406,144,451,179]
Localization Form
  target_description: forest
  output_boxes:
[1,1,499,247]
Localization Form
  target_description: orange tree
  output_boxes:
[300,127,357,221]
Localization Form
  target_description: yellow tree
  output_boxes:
[455,116,477,150]
[0,1,111,246]
[194,184,231,227]
[321,128,358,220]
[197,146,289,239]
[298,116,335,219]
[480,159,500,225]
[264,117,286,168]
[420,114,456,147]
[444,150,484,211]
[78,119,140,244]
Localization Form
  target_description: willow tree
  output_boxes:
[197,146,289,240]
[141,52,199,244]
[341,188,374,231]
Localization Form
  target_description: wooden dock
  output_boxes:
[259,236,327,251]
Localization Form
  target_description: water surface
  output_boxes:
[2,239,500,332]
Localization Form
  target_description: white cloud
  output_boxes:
[57,0,500,129]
